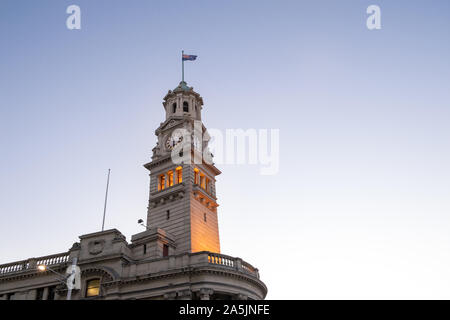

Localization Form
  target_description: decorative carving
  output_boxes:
[199,288,214,300]
[88,240,105,255]
[70,242,81,250]
[81,268,116,283]
[177,289,192,300]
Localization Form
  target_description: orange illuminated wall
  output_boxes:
[190,193,220,254]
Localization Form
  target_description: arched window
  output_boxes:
[167,170,174,187]
[200,173,206,189]
[194,168,199,184]
[158,174,165,191]
[86,278,100,297]
[176,166,183,183]
[172,103,177,113]
[183,101,189,112]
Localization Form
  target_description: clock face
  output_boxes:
[166,132,183,150]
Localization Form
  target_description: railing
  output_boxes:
[242,261,256,274]
[208,253,235,267]
[36,253,70,267]
[207,253,259,278]
[0,261,29,275]
[1,251,259,279]
[0,252,70,276]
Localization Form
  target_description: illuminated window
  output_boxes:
[194,168,199,184]
[200,174,206,189]
[158,174,165,191]
[172,103,177,113]
[86,279,100,297]
[183,101,189,112]
[205,177,210,192]
[167,170,174,187]
[176,166,183,183]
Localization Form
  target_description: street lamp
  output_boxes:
[36,257,78,300]
[37,265,67,281]
[138,219,149,230]
[37,265,47,272]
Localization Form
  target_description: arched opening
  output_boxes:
[172,103,177,113]
[183,101,189,112]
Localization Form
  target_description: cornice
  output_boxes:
[144,155,173,171]
[192,187,219,211]
[106,264,267,296]
[148,184,185,208]
[0,264,68,283]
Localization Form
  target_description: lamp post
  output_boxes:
[138,219,150,230]
[37,257,78,300]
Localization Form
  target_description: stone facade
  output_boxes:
[0,81,267,300]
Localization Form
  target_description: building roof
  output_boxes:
[163,81,203,104]
[173,81,192,92]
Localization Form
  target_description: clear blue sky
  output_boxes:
[1,0,450,299]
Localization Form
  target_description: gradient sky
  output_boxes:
[1,0,450,299]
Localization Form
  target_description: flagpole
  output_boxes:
[101,169,111,231]
[182,50,184,82]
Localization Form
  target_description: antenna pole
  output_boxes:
[101,169,111,231]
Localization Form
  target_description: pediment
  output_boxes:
[155,118,184,135]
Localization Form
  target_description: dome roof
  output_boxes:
[163,81,203,105]
[173,81,193,92]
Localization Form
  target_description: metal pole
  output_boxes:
[101,169,111,231]
[182,50,184,82]
[66,257,77,300]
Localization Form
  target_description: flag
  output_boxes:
[182,54,197,61]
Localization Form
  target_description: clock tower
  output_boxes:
[0,78,268,301]
[144,80,221,255]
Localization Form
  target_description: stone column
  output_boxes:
[199,288,214,300]
[177,289,192,300]
[163,291,177,300]
[175,169,179,185]
[235,258,243,272]
[43,287,49,300]
[235,293,248,300]
[165,172,169,188]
